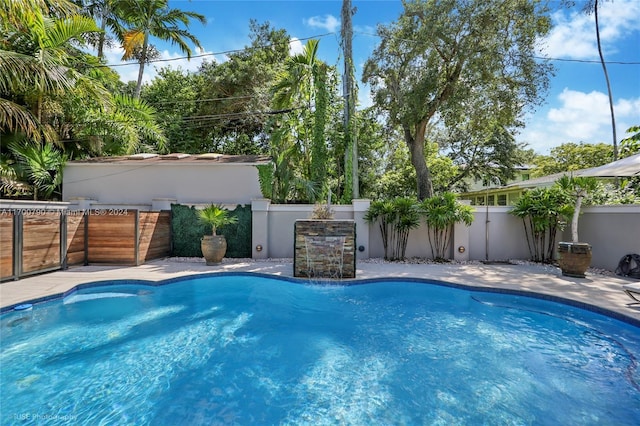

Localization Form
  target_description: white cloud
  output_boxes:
[289,37,304,56]
[518,89,640,153]
[304,14,340,33]
[539,0,640,59]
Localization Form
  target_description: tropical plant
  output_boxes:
[197,204,238,236]
[555,175,598,243]
[193,21,290,154]
[583,0,618,161]
[509,187,571,263]
[270,39,330,203]
[0,3,104,142]
[114,0,205,98]
[77,0,123,58]
[420,192,474,261]
[76,93,167,154]
[3,140,67,200]
[364,198,420,261]
[531,142,613,177]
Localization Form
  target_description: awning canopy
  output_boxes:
[579,153,640,177]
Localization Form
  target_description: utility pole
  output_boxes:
[341,0,358,199]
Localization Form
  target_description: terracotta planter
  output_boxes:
[558,242,592,278]
[201,235,227,265]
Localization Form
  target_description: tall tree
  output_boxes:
[142,66,201,153]
[584,0,618,162]
[114,0,205,98]
[363,0,553,200]
[271,39,331,201]
[76,0,123,58]
[1,0,104,141]
[341,0,358,200]
[531,142,613,176]
[194,20,290,154]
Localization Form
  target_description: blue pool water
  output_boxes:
[1,274,639,425]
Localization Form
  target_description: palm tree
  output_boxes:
[77,0,123,58]
[1,2,103,141]
[77,94,167,155]
[198,204,237,236]
[271,39,329,201]
[5,139,67,200]
[113,0,205,98]
[584,0,618,162]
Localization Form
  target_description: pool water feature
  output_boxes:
[1,275,639,425]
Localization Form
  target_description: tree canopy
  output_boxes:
[363,0,553,200]
[531,142,614,177]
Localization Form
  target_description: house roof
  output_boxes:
[68,153,271,165]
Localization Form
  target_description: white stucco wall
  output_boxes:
[564,205,640,271]
[63,162,264,206]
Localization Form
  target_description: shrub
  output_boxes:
[420,192,474,261]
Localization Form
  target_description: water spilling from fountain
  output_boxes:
[294,220,356,279]
[303,236,346,280]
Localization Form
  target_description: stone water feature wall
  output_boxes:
[294,220,356,279]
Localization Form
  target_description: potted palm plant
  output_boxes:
[556,175,598,278]
[198,204,238,265]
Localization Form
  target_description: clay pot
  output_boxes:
[201,235,227,265]
[558,242,592,278]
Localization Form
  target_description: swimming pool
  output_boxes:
[1,274,639,425]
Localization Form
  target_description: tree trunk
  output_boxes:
[594,0,618,188]
[404,123,433,200]
[134,34,149,99]
[97,7,107,59]
[572,195,583,243]
[341,0,358,200]
[594,0,617,162]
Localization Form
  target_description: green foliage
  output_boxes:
[141,67,201,153]
[193,21,290,154]
[256,164,274,200]
[441,123,525,192]
[364,198,420,260]
[171,204,209,257]
[171,204,250,258]
[620,126,640,158]
[509,187,571,263]
[114,0,206,98]
[197,204,238,236]
[420,193,474,261]
[531,142,613,177]
[268,39,333,203]
[365,138,460,199]
[363,0,553,200]
[217,205,251,258]
[555,175,598,242]
[311,59,329,194]
[0,4,104,143]
[2,139,67,200]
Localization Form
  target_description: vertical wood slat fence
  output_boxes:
[0,209,171,282]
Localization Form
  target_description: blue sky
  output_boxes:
[102,0,640,155]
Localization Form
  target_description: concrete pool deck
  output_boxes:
[1,258,639,325]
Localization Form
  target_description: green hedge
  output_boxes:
[171,204,251,258]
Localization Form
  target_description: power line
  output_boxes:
[151,95,255,106]
[354,31,640,65]
[98,32,335,68]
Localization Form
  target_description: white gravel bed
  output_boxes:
[165,256,615,276]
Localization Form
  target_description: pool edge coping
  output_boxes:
[3,271,639,329]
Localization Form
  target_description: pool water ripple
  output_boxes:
[1,275,639,425]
